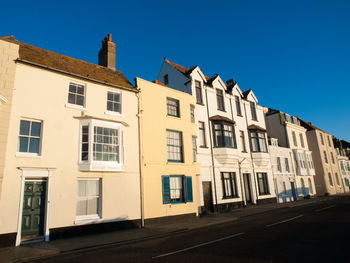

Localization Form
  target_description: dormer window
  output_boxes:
[164,74,169,85]
[285,114,291,122]
[250,102,257,121]
[195,81,203,104]
[216,89,225,111]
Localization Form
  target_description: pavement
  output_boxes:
[0,196,337,263]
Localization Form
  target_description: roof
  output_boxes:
[209,115,235,124]
[247,124,266,132]
[164,58,211,81]
[152,80,167,87]
[0,36,134,90]
[242,89,252,99]
[298,117,327,133]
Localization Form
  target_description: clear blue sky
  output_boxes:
[1,0,349,141]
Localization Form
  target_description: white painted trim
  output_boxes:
[15,168,52,246]
[65,103,88,111]
[104,111,123,117]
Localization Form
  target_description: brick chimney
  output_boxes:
[98,34,116,70]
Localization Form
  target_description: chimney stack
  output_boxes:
[98,33,116,70]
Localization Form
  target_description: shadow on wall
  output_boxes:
[277,187,311,203]
[50,216,141,240]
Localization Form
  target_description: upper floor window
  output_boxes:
[305,152,314,169]
[164,74,169,85]
[107,91,121,114]
[195,80,203,104]
[213,121,236,148]
[285,114,291,122]
[167,130,183,162]
[250,102,257,121]
[299,133,305,148]
[335,173,340,186]
[162,175,193,204]
[167,97,180,117]
[198,121,207,147]
[327,136,332,147]
[216,89,225,111]
[79,119,123,171]
[76,179,101,220]
[257,173,270,195]
[277,157,282,172]
[235,96,242,116]
[324,150,328,164]
[240,130,247,152]
[192,136,197,162]
[320,133,324,145]
[285,158,290,172]
[328,173,333,186]
[68,82,85,107]
[249,130,267,153]
[292,131,297,147]
[190,105,195,123]
[330,152,335,164]
[292,117,298,125]
[18,120,42,155]
[221,172,239,198]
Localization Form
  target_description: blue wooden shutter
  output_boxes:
[162,176,170,204]
[186,176,193,202]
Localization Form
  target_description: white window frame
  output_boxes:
[16,118,43,158]
[105,90,122,116]
[78,119,124,171]
[66,81,87,110]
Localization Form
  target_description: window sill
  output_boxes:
[258,193,271,196]
[16,152,41,158]
[167,161,184,164]
[237,114,244,117]
[79,161,123,172]
[199,146,209,148]
[217,109,226,112]
[65,103,87,111]
[75,216,101,225]
[105,111,122,117]
[222,196,239,199]
[196,102,205,106]
[167,114,181,118]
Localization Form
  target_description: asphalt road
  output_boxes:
[32,196,350,263]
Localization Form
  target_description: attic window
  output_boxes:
[164,74,169,85]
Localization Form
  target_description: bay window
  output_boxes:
[249,130,267,152]
[213,121,236,148]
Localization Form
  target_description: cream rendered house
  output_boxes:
[265,110,316,198]
[136,78,200,220]
[268,138,297,203]
[157,59,276,213]
[0,35,141,247]
[334,146,350,192]
[298,119,344,195]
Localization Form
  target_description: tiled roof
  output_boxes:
[209,115,235,124]
[298,117,327,133]
[152,80,167,87]
[0,36,134,90]
[164,58,211,81]
[247,124,266,131]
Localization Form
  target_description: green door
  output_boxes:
[21,181,46,238]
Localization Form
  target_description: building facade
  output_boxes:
[157,59,276,213]
[265,110,316,198]
[136,78,200,220]
[268,138,297,202]
[334,139,350,192]
[0,35,141,247]
[299,119,344,195]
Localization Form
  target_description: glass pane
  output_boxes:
[69,84,77,93]
[107,92,113,101]
[82,152,88,161]
[95,144,102,152]
[87,198,99,215]
[113,93,120,102]
[20,120,30,135]
[113,103,121,113]
[19,137,29,152]
[68,93,76,104]
[30,122,41,137]
[76,95,84,106]
[107,101,113,111]
[83,126,89,134]
[82,135,88,142]
[77,86,85,95]
[95,153,102,160]
[87,180,99,195]
[76,200,87,216]
[29,138,40,153]
[102,153,108,161]
[78,181,86,197]
[82,143,88,152]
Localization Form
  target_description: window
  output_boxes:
[76,179,101,219]
[285,114,291,123]
[68,82,85,107]
[221,172,239,198]
[216,89,225,111]
[330,152,335,164]
[79,119,123,171]
[250,102,257,121]
[192,136,197,162]
[235,96,242,116]
[240,130,247,152]
[257,173,270,195]
[324,151,328,164]
[249,130,267,152]
[327,135,332,147]
[285,158,290,172]
[335,173,340,186]
[164,74,168,85]
[106,91,121,114]
[167,130,183,162]
[190,105,195,123]
[305,152,314,169]
[308,178,313,194]
[195,80,203,104]
[292,131,297,147]
[320,133,324,145]
[328,173,333,186]
[213,121,236,148]
[18,120,42,155]
[298,152,306,168]
[167,97,180,117]
[292,117,298,125]
[345,178,350,187]
[277,157,282,172]
[162,175,193,204]
[198,121,207,147]
[299,133,305,148]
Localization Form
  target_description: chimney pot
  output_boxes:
[98,34,116,71]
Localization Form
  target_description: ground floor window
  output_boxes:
[76,179,101,219]
[257,173,270,195]
[221,172,239,198]
[162,175,193,204]
[308,178,313,194]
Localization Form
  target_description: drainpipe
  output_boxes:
[243,101,259,204]
[204,85,218,211]
[135,79,144,228]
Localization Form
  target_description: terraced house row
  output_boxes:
[0,35,348,247]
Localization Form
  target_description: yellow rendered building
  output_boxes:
[136,78,200,220]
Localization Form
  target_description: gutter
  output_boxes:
[15,59,138,93]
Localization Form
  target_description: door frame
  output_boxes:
[16,168,53,246]
[243,173,252,204]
